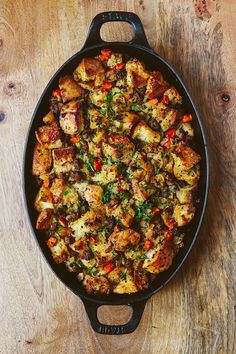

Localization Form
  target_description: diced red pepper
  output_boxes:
[162,138,171,148]
[43,178,50,188]
[153,208,160,214]
[94,158,103,171]
[116,63,125,70]
[102,81,115,91]
[107,69,115,76]
[164,228,173,241]
[89,235,96,244]
[114,225,121,233]
[58,216,68,227]
[144,240,154,250]
[166,128,176,139]
[99,48,112,62]
[70,136,80,143]
[104,263,115,273]
[182,114,193,122]
[52,89,61,97]
[117,186,124,192]
[47,237,57,248]
[168,219,177,229]
[149,98,159,105]
[117,174,124,179]
[162,95,169,105]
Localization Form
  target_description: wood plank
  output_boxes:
[0,0,235,353]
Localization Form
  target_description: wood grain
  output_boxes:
[0,0,235,353]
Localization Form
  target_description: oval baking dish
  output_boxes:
[23,11,209,335]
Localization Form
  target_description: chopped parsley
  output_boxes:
[76,260,82,268]
[121,268,127,281]
[102,184,112,204]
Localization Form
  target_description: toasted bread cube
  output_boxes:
[36,208,53,230]
[173,204,195,227]
[70,237,93,260]
[50,178,65,204]
[90,89,108,107]
[131,179,155,202]
[143,245,174,274]
[74,58,105,82]
[34,186,54,211]
[88,108,108,129]
[52,146,76,174]
[92,164,119,185]
[109,229,140,252]
[59,100,84,135]
[174,165,200,185]
[83,275,110,295]
[126,59,149,88]
[107,266,125,284]
[176,185,195,204]
[152,103,179,132]
[113,112,139,135]
[78,80,94,91]
[113,273,138,294]
[146,71,168,99]
[111,203,135,228]
[43,111,56,124]
[70,210,104,239]
[163,87,182,105]
[171,145,201,172]
[49,239,68,264]
[176,122,194,139]
[132,120,160,143]
[102,133,135,164]
[32,143,52,176]
[59,75,85,103]
[75,183,103,209]
[161,109,178,132]
[36,122,62,149]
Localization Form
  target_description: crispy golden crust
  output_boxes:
[132,120,161,143]
[32,143,52,176]
[171,144,201,172]
[74,58,104,82]
[59,75,85,103]
[146,72,168,99]
[60,100,84,135]
[126,59,149,88]
[109,229,140,252]
[36,122,62,148]
[52,146,76,174]
[36,208,53,230]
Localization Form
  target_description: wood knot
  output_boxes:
[215,90,235,111]
[0,39,3,47]
[194,0,212,20]
[0,111,6,122]
[3,81,24,97]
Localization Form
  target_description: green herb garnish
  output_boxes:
[121,268,127,281]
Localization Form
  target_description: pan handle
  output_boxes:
[82,299,147,335]
[82,11,151,49]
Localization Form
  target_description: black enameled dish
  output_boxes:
[23,11,209,335]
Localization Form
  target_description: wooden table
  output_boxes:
[0,1,235,353]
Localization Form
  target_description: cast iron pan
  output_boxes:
[23,11,209,334]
